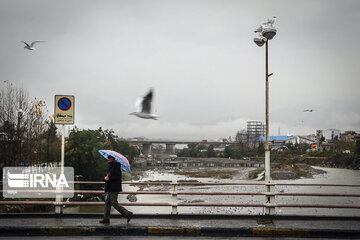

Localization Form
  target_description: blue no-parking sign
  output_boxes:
[54,95,74,124]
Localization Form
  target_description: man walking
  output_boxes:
[100,155,133,224]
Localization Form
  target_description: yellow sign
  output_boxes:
[54,95,74,125]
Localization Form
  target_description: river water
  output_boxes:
[64,167,360,217]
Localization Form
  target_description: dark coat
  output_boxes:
[105,161,122,193]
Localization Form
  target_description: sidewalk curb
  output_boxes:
[0,226,359,238]
[2,213,360,221]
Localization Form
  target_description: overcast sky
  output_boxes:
[1,0,359,140]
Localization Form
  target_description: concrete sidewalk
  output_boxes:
[0,214,359,238]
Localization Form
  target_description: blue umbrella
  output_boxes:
[98,150,131,174]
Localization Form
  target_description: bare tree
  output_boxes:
[235,129,262,151]
[0,81,49,166]
[1,81,29,166]
[235,129,250,151]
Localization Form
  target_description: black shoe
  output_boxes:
[99,219,110,224]
[127,212,133,223]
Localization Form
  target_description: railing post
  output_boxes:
[55,185,63,214]
[54,199,62,214]
[265,181,275,215]
[171,180,178,215]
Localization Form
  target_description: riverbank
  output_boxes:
[174,163,326,181]
[268,163,326,180]
[133,156,328,181]
[272,153,360,170]
[136,163,326,181]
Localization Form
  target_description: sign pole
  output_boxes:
[61,124,65,175]
[54,95,74,214]
[55,124,65,214]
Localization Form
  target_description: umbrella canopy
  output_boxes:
[98,150,131,173]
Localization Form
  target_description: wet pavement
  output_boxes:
[0,214,359,238]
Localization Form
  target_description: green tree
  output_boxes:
[65,127,139,182]
[231,145,243,159]
[177,144,207,157]
[356,140,360,156]
[107,140,138,164]
[66,127,107,181]
[99,128,138,164]
[40,120,60,163]
[177,147,190,157]
[207,145,216,158]
[189,143,200,157]
[0,120,17,166]
[224,146,233,158]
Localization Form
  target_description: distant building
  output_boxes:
[259,136,292,143]
[316,130,323,141]
[298,135,316,144]
[247,121,265,137]
[316,129,359,152]
[259,135,316,150]
[340,131,360,142]
[323,129,340,140]
[319,142,336,151]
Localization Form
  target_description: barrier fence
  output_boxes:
[1,180,360,215]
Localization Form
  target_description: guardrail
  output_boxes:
[1,181,360,215]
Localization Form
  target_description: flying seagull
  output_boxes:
[303,109,316,112]
[129,89,159,120]
[21,41,45,50]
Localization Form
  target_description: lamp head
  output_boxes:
[254,36,266,47]
[262,27,277,40]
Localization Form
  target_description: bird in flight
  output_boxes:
[303,109,316,112]
[129,89,159,120]
[21,41,45,50]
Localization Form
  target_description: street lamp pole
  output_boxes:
[265,40,270,183]
[254,17,277,215]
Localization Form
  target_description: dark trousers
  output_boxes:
[103,192,132,220]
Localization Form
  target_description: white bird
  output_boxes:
[264,16,276,27]
[21,41,45,50]
[129,89,159,120]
